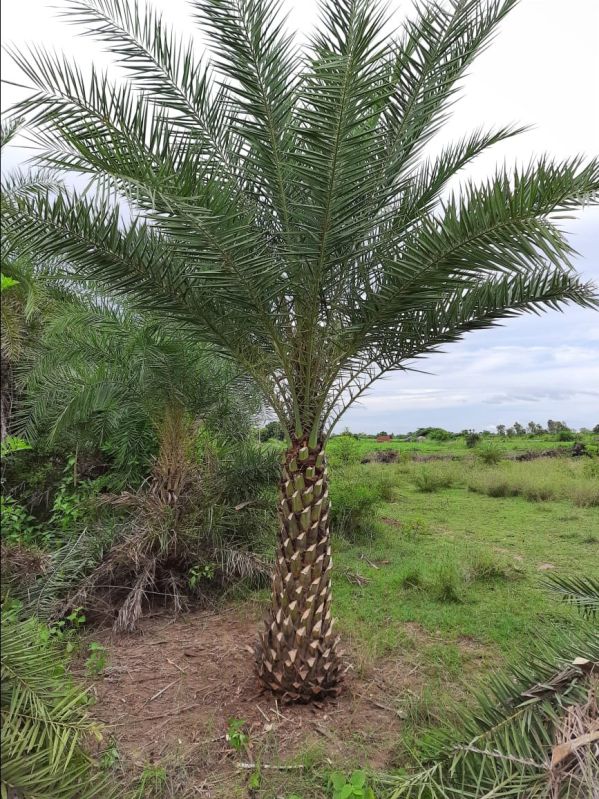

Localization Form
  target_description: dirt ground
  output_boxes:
[74,602,442,797]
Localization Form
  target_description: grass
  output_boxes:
[325,431,596,461]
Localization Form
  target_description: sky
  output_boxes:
[2,0,598,433]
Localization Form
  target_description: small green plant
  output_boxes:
[135,763,167,798]
[188,562,216,589]
[226,718,250,753]
[248,764,261,790]
[38,607,86,653]
[402,518,430,539]
[0,272,19,292]
[0,435,32,459]
[0,495,40,544]
[86,642,108,676]
[329,770,376,799]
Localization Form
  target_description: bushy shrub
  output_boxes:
[329,467,393,541]
[465,431,481,448]
[416,427,453,441]
[328,434,362,467]
[477,443,503,465]
[556,429,575,442]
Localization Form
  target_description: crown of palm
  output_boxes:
[4,0,598,444]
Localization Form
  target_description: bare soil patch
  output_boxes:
[75,602,436,795]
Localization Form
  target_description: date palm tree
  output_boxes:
[4,0,598,700]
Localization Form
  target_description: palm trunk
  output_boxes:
[256,439,341,701]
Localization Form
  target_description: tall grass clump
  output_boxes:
[467,468,516,498]
[465,551,521,583]
[409,463,460,493]
[571,483,599,508]
[431,563,464,603]
[468,458,597,506]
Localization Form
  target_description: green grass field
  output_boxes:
[245,435,598,797]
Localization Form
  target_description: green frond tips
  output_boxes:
[542,574,599,618]
[384,577,599,799]
[1,612,114,798]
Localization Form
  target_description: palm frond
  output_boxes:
[4,0,597,443]
[1,612,114,798]
[542,574,599,619]
[385,622,599,798]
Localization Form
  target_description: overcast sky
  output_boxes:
[2,0,598,433]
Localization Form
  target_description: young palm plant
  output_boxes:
[4,0,598,700]
[16,296,265,630]
[18,294,251,493]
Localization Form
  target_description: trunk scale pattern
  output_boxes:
[256,440,342,702]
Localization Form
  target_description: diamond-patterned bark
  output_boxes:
[256,441,342,701]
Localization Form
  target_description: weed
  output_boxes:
[226,718,250,753]
[522,483,554,502]
[431,564,463,603]
[135,763,167,798]
[330,468,392,541]
[571,484,599,508]
[0,495,43,545]
[86,642,108,676]
[38,607,86,653]
[402,518,431,539]
[188,563,216,589]
[329,770,376,799]
[465,552,519,582]
[100,740,120,769]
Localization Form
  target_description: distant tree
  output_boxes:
[526,421,545,435]
[547,419,568,434]
[513,422,526,436]
[506,427,516,437]
[377,431,389,437]
[496,425,506,436]
[416,427,453,441]
[593,424,599,434]
[260,420,285,441]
